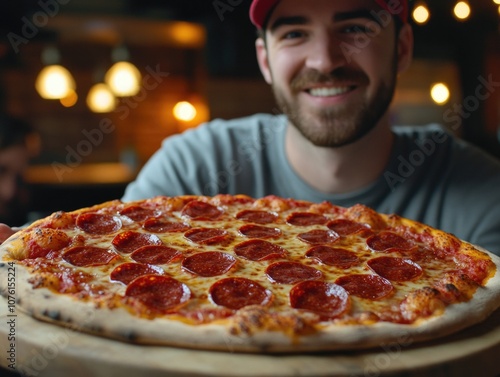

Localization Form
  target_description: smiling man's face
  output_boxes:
[256,0,413,147]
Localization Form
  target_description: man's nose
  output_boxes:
[305,33,347,73]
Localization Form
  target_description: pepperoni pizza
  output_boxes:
[1,194,499,352]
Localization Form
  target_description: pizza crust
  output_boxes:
[2,247,499,353]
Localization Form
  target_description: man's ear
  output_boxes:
[396,23,414,74]
[255,37,273,84]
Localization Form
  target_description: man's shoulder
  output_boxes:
[392,124,500,170]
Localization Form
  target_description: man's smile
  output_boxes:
[307,86,355,97]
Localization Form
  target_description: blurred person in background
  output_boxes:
[0,115,39,226]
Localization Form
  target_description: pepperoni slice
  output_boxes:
[297,229,339,245]
[143,218,190,233]
[234,239,287,261]
[110,262,164,285]
[125,275,191,313]
[76,213,122,235]
[335,274,394,300]
[120,205,159,222]
[238,224,281,239]
[181,201,222,220]
[368,257,423,282]
[209,277,272,310]
[326,219,370,236]
[235,210,278,224]
[182,252,236,277]
[286,212,328,226]
[305,246,360,269]
[131,245,182,265]
[112,231,163,253]
[265,262,322,284]
[367,231,416,252]
[184,228,228,245]
[63,246,119,267]
[289,281,350,319]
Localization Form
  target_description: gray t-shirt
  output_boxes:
[122,114,500,255]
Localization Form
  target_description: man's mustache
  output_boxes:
[291,69,369,91]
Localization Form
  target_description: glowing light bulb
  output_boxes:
[86,83,116,113]
[105,61,141,97]
[454,1,471,20]
[413,5,430,24]
[173,101,197,122]
[60,89,78,107]
[35,65,76,99]
[430,83,450,105]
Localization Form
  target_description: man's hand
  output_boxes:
[0,224,19,244]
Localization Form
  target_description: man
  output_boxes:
[2,0,500,255]
[119,0,500,255]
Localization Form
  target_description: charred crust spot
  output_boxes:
[120,330,138,342]
[53,211,66,219]
[87,324,104,334]
[43,309,61,321]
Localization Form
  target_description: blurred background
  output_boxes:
[0,0,499,219]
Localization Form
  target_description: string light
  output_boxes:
[453,1,471,21]
[173,101,197,122]
[430,83,450,105]
[412,3,430,24]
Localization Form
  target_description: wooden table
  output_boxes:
[1,296,499,377]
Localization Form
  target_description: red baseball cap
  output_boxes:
[249,0,409,29]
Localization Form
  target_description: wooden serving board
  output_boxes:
[1,296,499,377]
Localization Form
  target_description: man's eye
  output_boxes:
[283,30,305,39]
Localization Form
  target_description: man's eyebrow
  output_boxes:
[333,9,382,24]
[268,9,382,32]
[268,16,308,33]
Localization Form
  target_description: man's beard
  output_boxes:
[273,67,396,148]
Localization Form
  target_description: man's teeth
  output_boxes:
[309,87,351,97]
